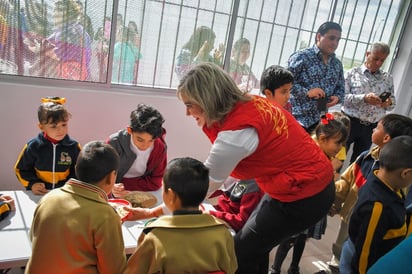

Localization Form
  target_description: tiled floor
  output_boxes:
[268,215,341,274]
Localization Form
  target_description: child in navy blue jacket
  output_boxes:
[14,97,81,195]
[348,135,412,274]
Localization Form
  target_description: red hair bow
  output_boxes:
[321,113,334,124]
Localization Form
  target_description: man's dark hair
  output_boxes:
[317,21,342,36]
[163,157,209,208]
[75,141,119,183]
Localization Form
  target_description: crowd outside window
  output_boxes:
[175,25,224,79]
[229,38,259,92]
[23,0,92,80]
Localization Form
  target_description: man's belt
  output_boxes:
[343,112,376,126]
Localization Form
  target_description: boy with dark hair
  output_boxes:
[14,97,81,195]
[260,65,294,111]
[26,141,127,273]
[125,157,237,274]
[329,113,412,272]
[108,103,167,199]
[348,135,412,274]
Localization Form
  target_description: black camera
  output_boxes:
[317,97,328,113]
[379,92,391,102]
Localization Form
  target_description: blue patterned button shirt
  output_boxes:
[341,64,395,123]
[288,45,345,128]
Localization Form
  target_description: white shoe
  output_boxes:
[327,256,340,274]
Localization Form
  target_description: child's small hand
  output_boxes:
[0,195,15,210]
[31,183,49,195]
[112,183,130,197]
[199,204,209,213]
[328,204,340,217]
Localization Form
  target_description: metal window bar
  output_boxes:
[0,0,409,90]
[168,0,185,87]
[262,0,281,70]
[222,0,239,72]
[338,0,360,68]
[292,0,309,53]
[152,0,166,87]
[348,0,374,68]
[276,1,295,65]
[247,0,265,82]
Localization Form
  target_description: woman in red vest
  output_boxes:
[125,63,334,274]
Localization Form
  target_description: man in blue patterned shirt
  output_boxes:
[342,42,395,164]
[288,21,345,133]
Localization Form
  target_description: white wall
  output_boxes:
[0,82,210,190]
[392,7,412,116]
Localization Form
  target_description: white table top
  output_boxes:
[0,190,146,269]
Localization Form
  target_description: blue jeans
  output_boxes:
[340,238,355,274]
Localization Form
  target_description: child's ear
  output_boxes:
[263,89,274,98]
[38,123,44,131]
[126,127,133,135]
[105,170,117,185]
[401,168,412,179]
[318,134,327,143]
[110,170,117,185]
[382,133,391,145]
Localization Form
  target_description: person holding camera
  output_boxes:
[341,42,396,164]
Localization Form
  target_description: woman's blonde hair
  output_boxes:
[177,63,250,126]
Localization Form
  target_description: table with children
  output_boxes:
[0,190,147,270]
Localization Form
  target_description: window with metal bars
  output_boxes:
[0,0,409,93]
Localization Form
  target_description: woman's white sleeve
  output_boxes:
[204,127,258,198]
